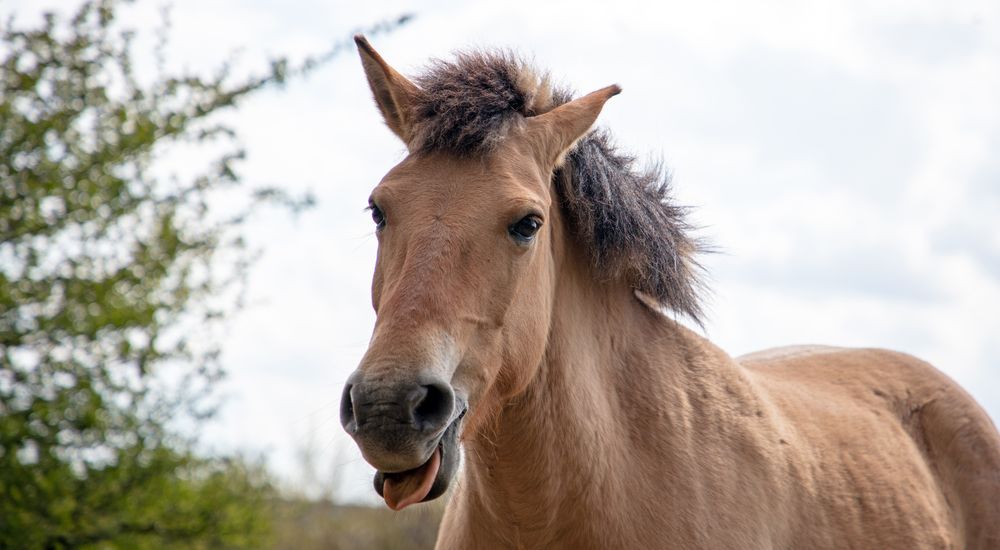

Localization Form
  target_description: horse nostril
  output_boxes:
[343,377,455,436]
[410,382,454,432]
[340,383,357,434]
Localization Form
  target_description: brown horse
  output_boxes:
[339,36,1000,549]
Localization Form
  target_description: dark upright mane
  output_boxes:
[406,51,707,322]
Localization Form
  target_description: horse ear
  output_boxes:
[355,35,421,146]
[524,85,621,167]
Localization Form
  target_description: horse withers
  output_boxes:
[338,36,1000,549]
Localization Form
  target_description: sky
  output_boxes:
[5,0,999,504]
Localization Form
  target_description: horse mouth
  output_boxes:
[373,409,464,510]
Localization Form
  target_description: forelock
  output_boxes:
[409,51,555,155]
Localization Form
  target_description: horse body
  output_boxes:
[438,235,998,549]
[745,346,999,549]
[341,36,1000,549]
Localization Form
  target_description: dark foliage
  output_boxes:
[0,1,408,547]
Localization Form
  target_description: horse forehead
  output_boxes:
[380,153,540,210]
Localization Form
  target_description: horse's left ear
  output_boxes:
[355,35,422,146]
[524,85,621,167]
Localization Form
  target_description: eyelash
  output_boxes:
[367,202,386,230]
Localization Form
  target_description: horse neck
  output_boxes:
[457,237,753,546]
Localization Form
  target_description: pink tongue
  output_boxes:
[383,448,441,511]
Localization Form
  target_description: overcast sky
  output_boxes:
[6,0,999,504]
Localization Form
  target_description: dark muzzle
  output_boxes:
[340,372,456,471]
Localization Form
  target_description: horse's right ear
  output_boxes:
[355,35,421,146]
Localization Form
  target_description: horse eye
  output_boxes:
[369,203,385,229]
[509,216,542,243]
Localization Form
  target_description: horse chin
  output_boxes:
[373,414,463,507]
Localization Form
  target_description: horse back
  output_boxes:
[739,346,1000,549]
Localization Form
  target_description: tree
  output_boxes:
[0,1,409,547]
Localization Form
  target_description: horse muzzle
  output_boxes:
[340,371,466,509]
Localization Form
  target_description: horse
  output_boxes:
[338,35,1000,549]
